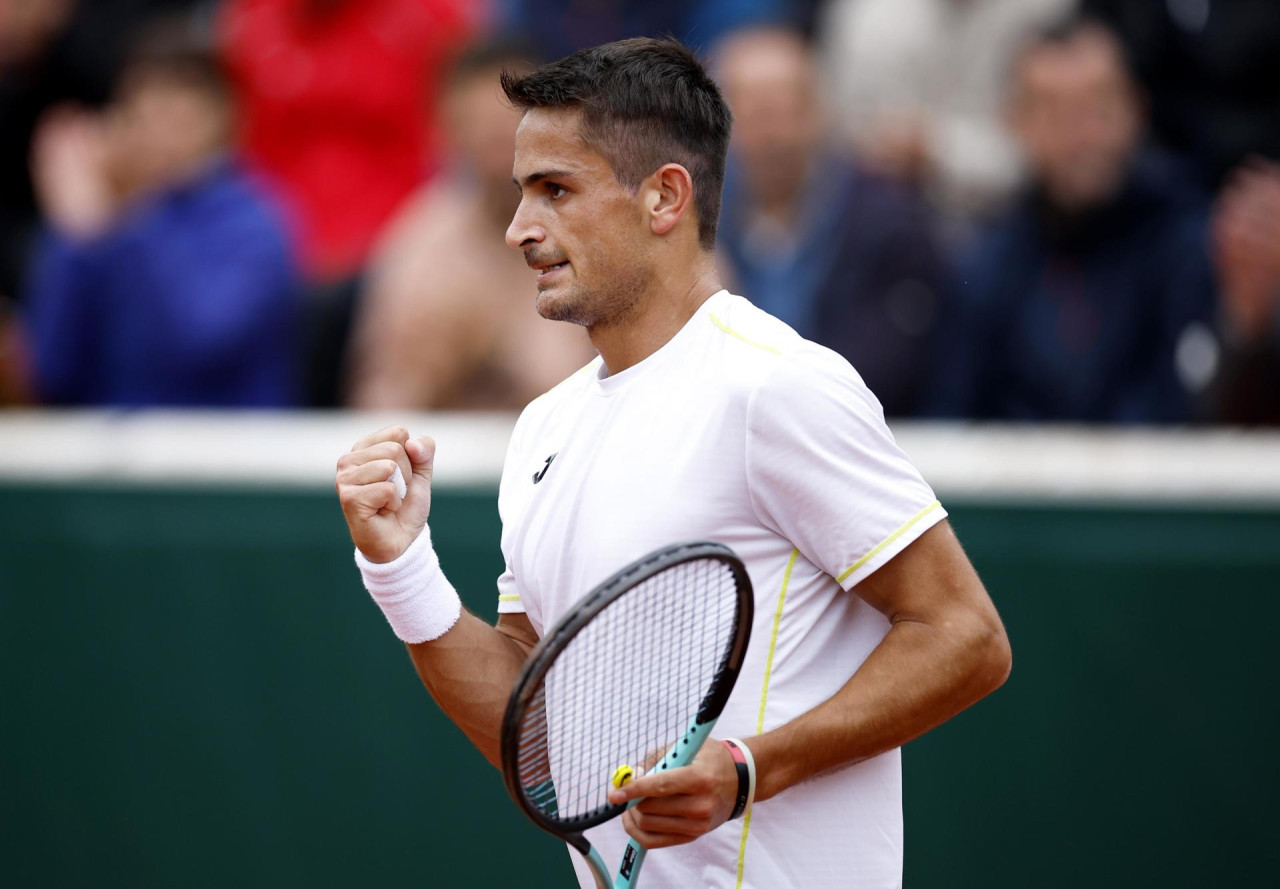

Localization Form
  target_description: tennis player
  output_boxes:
[336,37,1011,889]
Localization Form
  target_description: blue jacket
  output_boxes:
[719,154,947,417]
[26,160,302,408]
[932,149,1216,424]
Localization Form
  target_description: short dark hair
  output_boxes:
[501,37,732,250]
[1017,13,1137,82]
[119,15,228,101]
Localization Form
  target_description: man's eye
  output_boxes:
[548,184,567,200]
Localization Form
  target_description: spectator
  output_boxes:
[932,17,1216,424]
[22,20,302,408]
[1209,159,1280,424]
[219,0,480,283]
[219,0,480,406]
[1082,0,1280,190]
[818,0,1071,241]
[345,40,595,410]
[0,0,77,307]
[1,0,204,303]
[714,26,947,417]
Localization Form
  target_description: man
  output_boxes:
[715,26,947,417]
[932,17,1216,423]
[1081,0,1280,190]
[23,21,301,407]
[345,39,595,410]
[336,38,1010,889]
[818,0,1071,239]
[1209,159,1280,424]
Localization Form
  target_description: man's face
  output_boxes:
[506,107,654,328]
[1011,28,1142,213]
[718,31,820,205]
[445,67,523,195]
[109,74,229,197]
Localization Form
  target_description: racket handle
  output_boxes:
[612,715,719,888]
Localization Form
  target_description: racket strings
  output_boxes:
[514,557,740,825]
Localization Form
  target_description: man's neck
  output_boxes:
[589,258,723,376]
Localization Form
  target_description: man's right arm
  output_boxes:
[403,610,538,768]
[336,425,534,768]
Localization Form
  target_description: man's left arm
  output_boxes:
[750,518,1009,798]
[610,518,1010,847]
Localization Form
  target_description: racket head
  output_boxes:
[500,541,753,842]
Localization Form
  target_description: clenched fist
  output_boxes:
[336,425,436,564]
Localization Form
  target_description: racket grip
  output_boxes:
[613,715,719,888]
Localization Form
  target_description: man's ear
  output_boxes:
[644,163,695,237]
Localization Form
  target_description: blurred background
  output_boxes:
[1,1,1278,886]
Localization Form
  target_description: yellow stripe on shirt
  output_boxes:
[734,547,798,888]
[836,500,942,584]
[709,314,783,356]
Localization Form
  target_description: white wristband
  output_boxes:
[354,525,462,643]
[722,737,758,813]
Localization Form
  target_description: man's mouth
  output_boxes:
[537,261,569,278]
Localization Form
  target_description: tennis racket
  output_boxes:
[500,541,754,889]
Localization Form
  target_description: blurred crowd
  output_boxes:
[1,0,1277,423]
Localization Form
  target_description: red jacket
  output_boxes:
[221,0,480,280]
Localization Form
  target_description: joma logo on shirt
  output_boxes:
[532,453,557,484]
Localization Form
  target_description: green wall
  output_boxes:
[1,484,1276,887]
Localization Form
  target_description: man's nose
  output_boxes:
[505,199,544,250]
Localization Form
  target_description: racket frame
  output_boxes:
[500,541,754,889]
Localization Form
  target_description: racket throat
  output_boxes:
[581,842,612,889]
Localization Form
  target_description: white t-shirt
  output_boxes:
[496,290,945,888]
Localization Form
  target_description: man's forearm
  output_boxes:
[404,610,536,769]
[746,522,1011,803]
[748,606,1010,802]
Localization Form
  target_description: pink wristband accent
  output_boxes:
[720,739,752,820]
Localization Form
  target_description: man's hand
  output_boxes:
[336,425,435,564]
[606,740,741,849]
[1214,159,1280,342]
[30,106,118,240]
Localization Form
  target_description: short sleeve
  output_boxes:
[496,565,524,613]
[746,345,946,590]
[495,415,527,615]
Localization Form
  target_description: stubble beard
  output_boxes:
[536,262,653,332]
